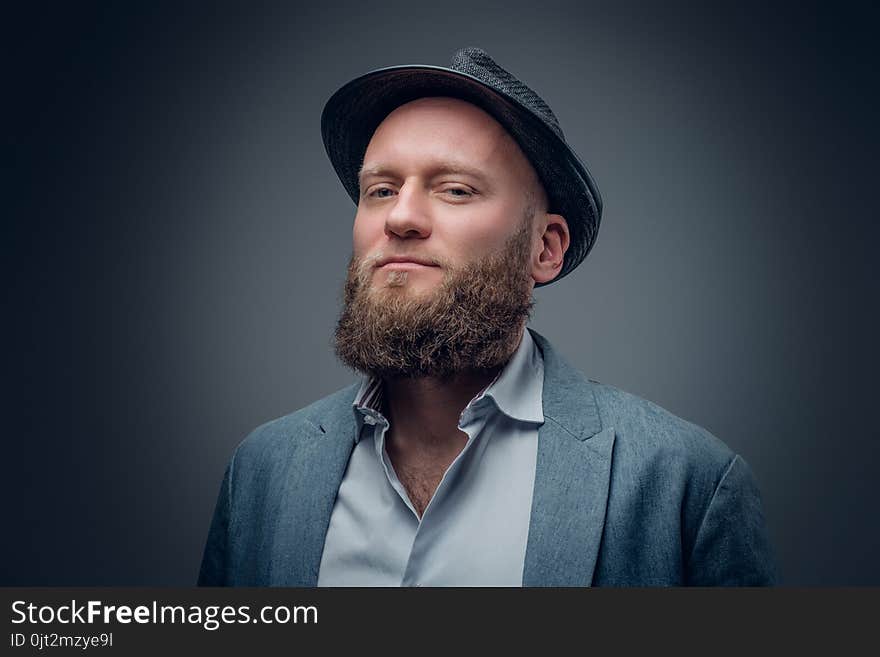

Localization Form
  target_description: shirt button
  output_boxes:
[363,415,376,425]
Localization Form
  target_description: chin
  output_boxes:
[377,268,442,292]
[387,282,436,300]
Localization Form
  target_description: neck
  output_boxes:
[385,368,497,432]
[381,327,524,457]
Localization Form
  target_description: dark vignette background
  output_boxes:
[4,0,878,585]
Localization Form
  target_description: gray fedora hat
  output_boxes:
[320,47,602,286]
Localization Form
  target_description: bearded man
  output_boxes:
[198,48,778,587]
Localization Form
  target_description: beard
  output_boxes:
[334,218,535,381]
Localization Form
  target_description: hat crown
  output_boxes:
[450,47,564,141]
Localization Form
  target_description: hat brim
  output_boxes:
[320,64,602,285]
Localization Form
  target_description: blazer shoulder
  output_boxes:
[232,382,360,467]
[533,329,735,475]
[588,379,735,473]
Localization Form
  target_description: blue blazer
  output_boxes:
[199,329,778,586]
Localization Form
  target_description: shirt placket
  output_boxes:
[398,401,492,587]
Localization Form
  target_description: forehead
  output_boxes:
[361,97,521,177]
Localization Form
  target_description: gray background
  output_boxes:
[5,1,878,585]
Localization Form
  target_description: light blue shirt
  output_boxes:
[317,329,545,586]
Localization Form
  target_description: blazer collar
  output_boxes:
[528,328,602,436]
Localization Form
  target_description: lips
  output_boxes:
[376,256,439,268]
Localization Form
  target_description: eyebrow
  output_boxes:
[357,160,491,188]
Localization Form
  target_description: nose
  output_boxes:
[384,179,432,240]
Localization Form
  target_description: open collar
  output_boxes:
[272,328,614,587]
[350,329,545,443]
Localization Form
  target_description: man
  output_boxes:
[198,47,778,586]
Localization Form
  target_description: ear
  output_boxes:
[532,213,570,285]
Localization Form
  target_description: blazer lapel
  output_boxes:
[523,330,616,586]
[266,386,358,586]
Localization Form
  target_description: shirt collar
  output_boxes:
[350,328,544,442]
[478,328,544,424]
[351,376,385,443]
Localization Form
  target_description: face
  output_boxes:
[352,96,546,297]
[334,97,568,380]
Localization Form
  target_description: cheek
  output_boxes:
[352,212,379,257]
[439,210,516,258]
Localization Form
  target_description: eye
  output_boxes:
[367,186,396,199]
[442,186,474,198]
